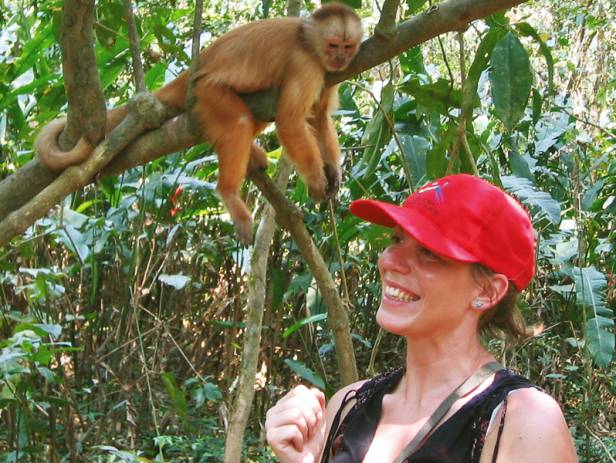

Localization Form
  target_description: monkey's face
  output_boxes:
[312,11,362,72]
[323,37,359,71]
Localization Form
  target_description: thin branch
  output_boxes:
[124,0,146,92]
[375,0,400,39]
[247,167,358,386]
[191,0,204,61]
[186,0,204,132]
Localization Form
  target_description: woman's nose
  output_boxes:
[379,245,411,274]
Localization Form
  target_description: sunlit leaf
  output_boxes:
[574,267,614,367]
[489,32,533,130]
[501,175,561,224]
[158,273,191,289]
[283,313,327,338]
[284,359,325,389]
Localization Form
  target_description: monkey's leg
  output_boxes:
[248,121,269,171]
[310,85,341,198]
[276,82,328,202]
[310,113,341,198]
[193,84,257,246]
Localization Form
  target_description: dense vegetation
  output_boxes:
[0,0,614,462]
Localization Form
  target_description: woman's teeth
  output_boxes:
[384,285,419,302]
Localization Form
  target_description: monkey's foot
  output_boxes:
[234,217,254,247]
[307,175,329,203]
[249,144,268,171]
[323,164,340,199]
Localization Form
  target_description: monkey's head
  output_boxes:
[308,3,363,72]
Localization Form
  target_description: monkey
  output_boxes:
[35,3,363,245]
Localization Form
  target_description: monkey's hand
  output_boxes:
[265,385,327,463]
[323,163,340,199]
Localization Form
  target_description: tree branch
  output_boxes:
[375,0,400,40]
[247,167,358,386]
[327,0,527,85]
[59,0,106,148]
[0,0,529,242]
[124,0,146,92]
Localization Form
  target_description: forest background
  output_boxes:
[0,0,614,461]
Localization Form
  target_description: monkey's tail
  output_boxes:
[36,72,189,172]
[35,118,93,172]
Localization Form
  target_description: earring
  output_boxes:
[472,300,484,309]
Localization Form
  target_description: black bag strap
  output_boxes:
[392,361,504,463]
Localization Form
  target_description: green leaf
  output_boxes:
[489,32,533,130]
[462,28,506,116]
[574,267,614,367]
[399,135,429,187]
[283,313,327,338]
[406,0,429,14]
[515,22,555,96]
[284,359,325,389]
[162,373,189,422]
[531,88,542,124]
[426,125,456,179]
[324,0,361,7]
[359,82,394,178]
[501,175,561,224]
[193,382,222,406]
[12,24,55,80]
[401,78,461,115]
[399,46,426,75]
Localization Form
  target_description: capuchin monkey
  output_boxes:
[36,3,363,245]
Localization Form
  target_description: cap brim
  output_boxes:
[350,199,479,263]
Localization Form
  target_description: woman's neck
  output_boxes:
[399,332,495,408]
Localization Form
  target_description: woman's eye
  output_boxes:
[418,247,439,261]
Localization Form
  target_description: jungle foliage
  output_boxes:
[0,0,614,462]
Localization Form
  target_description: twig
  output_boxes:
[123,0,146,92]
[375,0,400,39]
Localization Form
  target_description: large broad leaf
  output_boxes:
[462,27,506,116]
[400,135,430,187]
[515,22,555,96]
[358,82,395,178]
[501,175,561,224]
[574,266,614,368]
[489,32,533,131]
[401,78,461,115]
[284,359,325,390]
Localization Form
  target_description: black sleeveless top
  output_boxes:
[321,368,536,463]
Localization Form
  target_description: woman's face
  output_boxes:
[377,227,481,338]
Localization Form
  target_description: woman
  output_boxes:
[265,174,578,463]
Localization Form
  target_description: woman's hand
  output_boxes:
[265,385,327,463]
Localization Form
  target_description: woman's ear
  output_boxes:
[472,273,509,310]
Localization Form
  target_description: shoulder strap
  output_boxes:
[392,361,504,463]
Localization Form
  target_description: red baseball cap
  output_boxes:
[349,174,536,291]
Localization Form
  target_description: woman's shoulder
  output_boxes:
[506,386,568,426]
[494,387,579,462]
[326,379,368,414]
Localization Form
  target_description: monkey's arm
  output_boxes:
[275,69,330,201]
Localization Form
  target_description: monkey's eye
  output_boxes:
[344,44,354,50]
[389,232,403,245]
[328,43,340,49]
